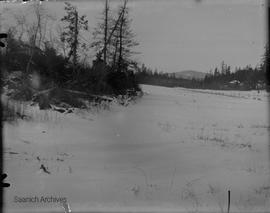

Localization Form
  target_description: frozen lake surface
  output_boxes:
[3,85,270,213]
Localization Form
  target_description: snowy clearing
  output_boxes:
[3,85,270,213]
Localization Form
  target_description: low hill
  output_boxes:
[172,70,207,80]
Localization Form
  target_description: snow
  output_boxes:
[3,85,270,213]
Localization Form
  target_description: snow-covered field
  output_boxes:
[3,85,270,213]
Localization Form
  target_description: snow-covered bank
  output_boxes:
[3,85,270,213]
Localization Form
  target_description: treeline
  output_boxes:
[0,0,141,107]
[203,62,267,90]
[135,59,269,91]
[134,64,203,89]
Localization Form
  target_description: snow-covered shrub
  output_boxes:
[2,100,30,122]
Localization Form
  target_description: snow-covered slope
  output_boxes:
[3,85,270,213]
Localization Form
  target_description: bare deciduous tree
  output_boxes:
[25,3,54,74]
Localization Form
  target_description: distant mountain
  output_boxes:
[171,70,207,80]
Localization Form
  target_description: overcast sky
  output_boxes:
[2,0,267,73]
[128,0,266,73]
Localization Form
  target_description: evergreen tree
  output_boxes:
[61,2,88,73]
[112,0,139,71]
[91,0,113,65]
[91,0,138,71]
